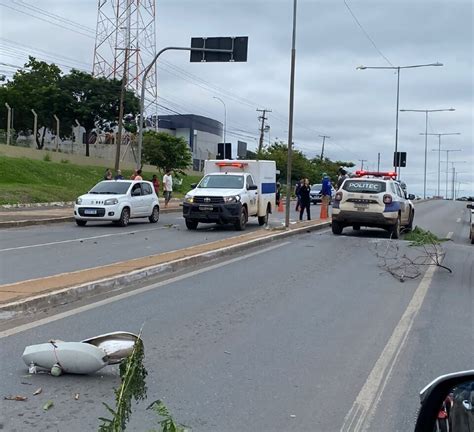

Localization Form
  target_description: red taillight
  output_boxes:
[335,192,343,201]
[383,194,392,204]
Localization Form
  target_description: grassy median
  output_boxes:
[0,155,201,204]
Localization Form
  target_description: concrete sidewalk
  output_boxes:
[0,218,330,312]
[0,199,182,228]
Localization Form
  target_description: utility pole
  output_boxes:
[377,152,381,172]
[257,108,271,154]
[359,159,367,170]
[319,135,330,159]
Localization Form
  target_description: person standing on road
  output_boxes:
[114,169,123,180]
[163,169,173,208]
[299,178,311,221]
[336,167,348,190]
[321,173,332,206]
[295,178,304,211]
[151,174,160,197]
[134,169,143,181]
[104,168,113,180]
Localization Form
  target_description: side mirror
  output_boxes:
[190,183,197,189]
[408,194,415,200]
[247,184,258,191]
[415,370,474,432]
[467,204,473,209]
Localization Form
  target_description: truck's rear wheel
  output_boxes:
[258,206,270,226]
[185,219,198,230]
[332,221,343,235]
[235,207,247,231]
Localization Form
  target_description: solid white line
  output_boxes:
[456,218,461,223]
[340,262,439,432]
[0,241,290,338]
[446,232,454,239]
[0,225,172,253]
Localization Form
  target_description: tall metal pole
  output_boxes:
[377,152,381,172]
[115,47,129,172]
[445,152,449,198]
[437,135,441,196]
[53,114,60,152]
[451,166,455,200]
[137,46,234,169]
[285,0,298,228]
[423,111,428,199]
[213,96,227,145]
[394,67,400,177]
[31,109,38,149]
[319,135,330,159]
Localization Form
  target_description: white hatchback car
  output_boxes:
[74,180,159,227]
[331,171,415,239]
[467,203,474,244]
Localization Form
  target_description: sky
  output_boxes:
[0,0,472,196]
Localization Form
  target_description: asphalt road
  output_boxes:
[0,200,471,431]
[0,206,315,285]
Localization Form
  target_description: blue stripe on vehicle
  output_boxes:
[384,201,401,212]
[261,183,276,194]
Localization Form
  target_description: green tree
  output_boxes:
[142,131,192,173]
[0,57,64,149]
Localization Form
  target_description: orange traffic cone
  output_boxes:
[278,200,284,212]
[320,201,328,219]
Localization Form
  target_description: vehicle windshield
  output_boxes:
[198,175,244,189]
[89,181,131,195]
[342,180,386,193]
[311,184,322,191]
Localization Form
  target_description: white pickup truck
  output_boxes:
[183,160,276,230]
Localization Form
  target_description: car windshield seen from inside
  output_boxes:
[342,180,386,194]
[198,175,244,189]
[89,181,132,195]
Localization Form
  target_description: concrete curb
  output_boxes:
[0,206,182,229]
[0,221,330,315]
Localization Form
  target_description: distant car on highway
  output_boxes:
[331,170,415,239]
[309,183,336,204]
[74,180,159,227]
[467,203,474,244]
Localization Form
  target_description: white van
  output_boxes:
[183,160,276,230]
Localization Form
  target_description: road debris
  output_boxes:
[33,388,42,396]
[22,331,139,375]
[43,400,54,411]
[4,395,28,401]
[74,393,80,400]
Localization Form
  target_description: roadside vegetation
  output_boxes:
[0,155,201,204]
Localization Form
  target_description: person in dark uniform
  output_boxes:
[299,178,311,221]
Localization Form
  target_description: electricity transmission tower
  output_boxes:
[92,0,157,109]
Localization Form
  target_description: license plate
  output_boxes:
[84,209,97,215]
[199,205,213,212]
[354,204,368,211]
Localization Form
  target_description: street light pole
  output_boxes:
[426,132,461,196]
[213,96,227,145]
[285,0,298,228]
[357,62,443,177]
[400,108,455,198]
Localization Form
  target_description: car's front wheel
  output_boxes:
[118,207,130,227]
[149,205,159,223]
[185,219,198,230]
[235,207,247,231]
[75,220,87,227]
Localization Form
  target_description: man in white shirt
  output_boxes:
[163,169,173,208]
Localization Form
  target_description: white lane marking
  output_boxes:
[0,241,290,338]
[340,262,438,432]
[456,218,461,223]
[446,232,454,239]
[0,226,171,253]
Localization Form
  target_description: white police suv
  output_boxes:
[331,171,415,239]
[74,180,159,227]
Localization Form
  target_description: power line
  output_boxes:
[343,0,394,67]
